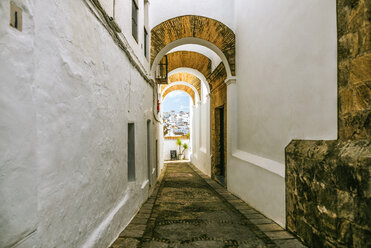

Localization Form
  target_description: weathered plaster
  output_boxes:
[149,0,235,31]
[227,0,337,227]
[0,1,156,247]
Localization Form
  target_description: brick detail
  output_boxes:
[167,51,212,78]
[151,15,235,76]
[162,84,196,104]
[162,72,201,97]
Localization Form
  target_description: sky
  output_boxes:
[163,91,190,112]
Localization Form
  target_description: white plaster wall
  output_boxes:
[149,0,235,30]
[0,1,38,247]
[190,99,211,177]
[157,122,165,173]
[101,0,150,70]
[0,0,156,247]
[227,0,337,226]
[163,139,190,161]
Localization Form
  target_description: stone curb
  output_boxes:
[109,164,167,248]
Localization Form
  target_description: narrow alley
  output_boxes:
[1,1,370,247]
[110,162,306,248]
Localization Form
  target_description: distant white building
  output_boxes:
[163,110,190,136]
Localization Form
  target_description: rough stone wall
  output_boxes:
[151,15,235,75]
[286,140,370,247]
[338,0,371,140]
[209,63,227,182]
[286,1,371,247]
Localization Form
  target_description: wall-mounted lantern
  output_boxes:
[155,55,168,84]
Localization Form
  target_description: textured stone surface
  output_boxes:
[151,15,235,75]
[286,140,371,247]
[338,0,371,140]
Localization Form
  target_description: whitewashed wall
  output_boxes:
[0,1,38,247]
[190,98,211,176]
[100,0,150,70]
[228,0,337,226]
[149,0,235,30]
[0,0,156,247]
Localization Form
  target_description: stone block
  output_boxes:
[351,224,371,247]
[249,218,273,225]
[339,111,370,140]
[257,223,284,232]
[264,231,295,240]
[286,139,371,247]
[274,239,307,248]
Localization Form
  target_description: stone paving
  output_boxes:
[110,162,306,248]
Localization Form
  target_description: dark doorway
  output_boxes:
[214,106,225,186]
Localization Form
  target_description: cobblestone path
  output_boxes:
[110,162,306,248]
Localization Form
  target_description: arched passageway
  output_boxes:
[152,15,234,187]
[3,1,368,248]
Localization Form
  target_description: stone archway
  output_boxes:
[166,51,212,80]
[162,83,199,105]
[165,72,202,99]
[151,15,235,78]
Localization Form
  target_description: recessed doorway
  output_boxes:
[213,105,225,186]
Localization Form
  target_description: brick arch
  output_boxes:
[161,72,202,98]
[151,15,235,76]
[167,51,212,80]
[162,84,197,105]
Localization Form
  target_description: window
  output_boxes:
[147,120,151,185]
[144,0,149,58]
[144,28,148,58]
[128,123,135,181]
[10,2,22,31]
[132,0,138,42]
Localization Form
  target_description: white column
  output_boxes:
[226,77,237,187]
